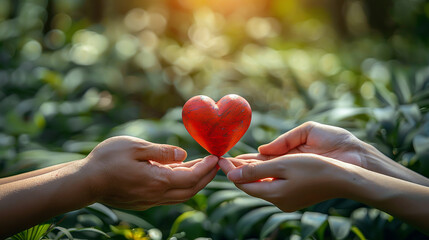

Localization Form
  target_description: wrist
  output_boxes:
[329,162,363,200]
[359,142,429,186]
[79,157,105,203]
[359,142,388,172]
[341,163,400,206]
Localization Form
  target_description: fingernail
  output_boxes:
[174,149,186,161]
[227,168,242,181]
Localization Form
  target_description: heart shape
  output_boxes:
[182,94,252,157]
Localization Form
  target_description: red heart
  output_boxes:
[182,94,252,157]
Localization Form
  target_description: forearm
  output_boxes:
[361,142,429,187]
[0,162,74,185]
[345,165,429,233]
[0,159,96,238]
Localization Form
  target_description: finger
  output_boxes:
[135,142,187,163]
[218,158,236,175]
[163,166,218,201]
[235,153,273,160]
[165,158,203,168]
[227,158,262,167]
[227,159,285,184]
[236,179,286,200]
[166,155,219,188]
[258,121,315,155]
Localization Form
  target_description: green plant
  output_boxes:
[10,223,53,240]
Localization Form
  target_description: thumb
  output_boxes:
[135,143,187,163]
[258,122,313,155]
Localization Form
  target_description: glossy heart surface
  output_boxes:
[182,94,252,157]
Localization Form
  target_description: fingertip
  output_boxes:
[201,155,219,168]
[206,155,219,161]
[227,168,243,182]
[258,144,268,154]
[218,158,234,173]
[217,157,228,166]
[203,155,218,165]
[217,157,225,167]
[174,148,187,161]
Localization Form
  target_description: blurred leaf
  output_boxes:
[236,206,282,239]
[41,70,63,90]
[63,140,99,153]
[207,189,248,213]
[168,210,204,238]
[206,178,237,190]
[87,203,118,223]
[209,197,271,223]
[301,212,328,239]
[328,216,352,240]
[5,111,45,136]
[413,135,429,154]
[327,107,368,122]
[77,214,103,227]
[8,150,84,173]
[54,227,109,239]
[170,210,207,239]
[112,210,154,229]
[350,226,367,240]
[399,104,421,124]
[186,193,208,211]
[411,89,429,103]
[260,212,302,238]
[392,72,412,104]
[373,81,398,107]
[53,227,74,240]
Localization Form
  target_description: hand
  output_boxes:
[83,136,219,210]
[240,121,429,186]
[219,155,429,233]
[239,121,364,166]
[218,155,351,212]
[0,136,219,238]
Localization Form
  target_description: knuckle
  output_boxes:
[304,121,316,126]
[152,177,169,191]
[182,177,199,189]
[303,121,317,133]
[159,145,173,160]
[304,121,317,127]
[245,163,257,179]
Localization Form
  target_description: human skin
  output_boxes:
[219,121,429,234]
[218,155,429,234]
[0,136,219,238]
[236,121,429,187]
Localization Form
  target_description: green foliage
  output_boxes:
[2,0,429,239]
[11,223,53,240]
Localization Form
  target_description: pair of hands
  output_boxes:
[3,121,428,238]
[218,121,429,212]
[83,121,429,214]
[86,122,366,212]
